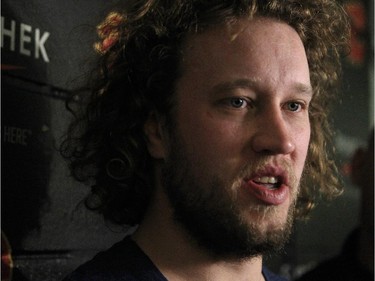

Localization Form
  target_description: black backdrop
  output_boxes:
[1,1,373,280]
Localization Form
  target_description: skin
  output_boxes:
[135,17,312,281]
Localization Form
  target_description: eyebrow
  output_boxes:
[211,78,313,97]
[293,83,314,97]
[211,78,259,94]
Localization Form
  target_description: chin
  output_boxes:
[244,202,294,233]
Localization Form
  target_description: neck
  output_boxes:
[132,180,265,281]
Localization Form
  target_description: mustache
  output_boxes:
[233,157,298,191]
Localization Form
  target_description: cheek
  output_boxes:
[178,111,243,165]
[194,117,240,147]
[293,126,311,174]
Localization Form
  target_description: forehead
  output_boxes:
[177,16,309,92]
[180,16,306,71]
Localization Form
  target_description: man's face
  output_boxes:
[162,17,311,258]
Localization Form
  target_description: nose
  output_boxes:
[251,110,295,155]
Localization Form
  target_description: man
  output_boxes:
[296,129,374,281]
[61,1,349,280]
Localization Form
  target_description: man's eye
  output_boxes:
[230,98,248,108]
[286,102,302,112]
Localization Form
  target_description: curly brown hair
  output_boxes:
[60,0,350,225]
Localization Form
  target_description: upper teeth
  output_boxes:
[256,176,278,184]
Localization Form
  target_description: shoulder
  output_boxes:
[62,236,167,281]
[262,266,289,281]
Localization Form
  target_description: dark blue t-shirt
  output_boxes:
[63,237,287,281]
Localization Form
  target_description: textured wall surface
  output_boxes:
[1,1,373,280]
[2,2,127,280]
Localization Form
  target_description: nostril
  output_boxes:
[251,133,295,155]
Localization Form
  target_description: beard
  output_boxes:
[161,130,299,260]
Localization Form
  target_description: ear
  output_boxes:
[143,112,167,159]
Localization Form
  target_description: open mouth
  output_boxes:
[243,166,290,205]
[253,176,281,190]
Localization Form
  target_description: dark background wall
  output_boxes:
[1,1,373,280]
[1,2,126,280]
